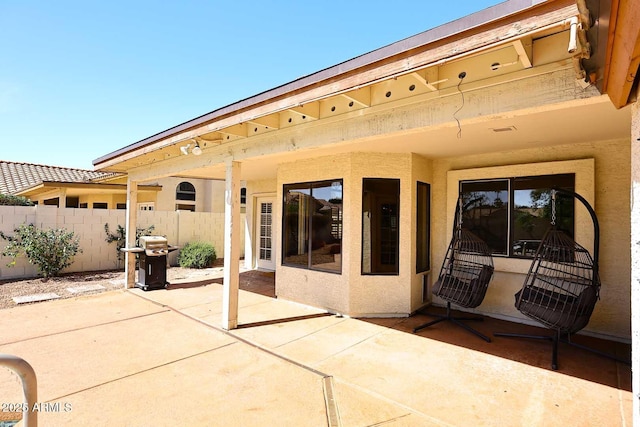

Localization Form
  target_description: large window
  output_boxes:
[416,181,431,273]
[460,173,574,257]
[283,180,342,273]
[362,178,400,275]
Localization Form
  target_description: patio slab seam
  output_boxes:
[272,318,349,350]
[127,288,333,379]
[333,377,456,427]
[127,289,461,426]
[322,376,340,427]
[174,297,273,313]
[306,326,392,368]
[46,344,236,402]
[0,308,171,346]
[127,289,350,426]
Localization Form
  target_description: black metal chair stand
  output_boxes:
[413,197,494,342]
[494,329,629,370]
[494,188,629,370]
[414,301,491,342]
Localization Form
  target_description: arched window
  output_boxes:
[176,182,196,201]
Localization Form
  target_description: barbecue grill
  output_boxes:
[122,236,178,291]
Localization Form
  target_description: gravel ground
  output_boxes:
[0,267,224,310]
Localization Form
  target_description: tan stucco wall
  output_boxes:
[277,154,352,314]
[411,155,434,310]
[276,152,434,317]
[79,194,127,209]
[347,153,412,316]
[152,177,226,212]
[255,138,630,339]
[432,138,631,340]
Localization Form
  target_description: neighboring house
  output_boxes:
[93,0,637,353]
[0,160,160,209]
[0,160,233,212]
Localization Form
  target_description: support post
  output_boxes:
[58,188,67,209]
[222,160,241,330]
[124,179,138,289]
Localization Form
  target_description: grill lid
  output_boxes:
[139,236,168,253]
[139,235,167,247]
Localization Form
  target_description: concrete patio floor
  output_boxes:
[0,271,632,426]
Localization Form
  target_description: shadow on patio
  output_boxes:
[0,265,625,425]
[172,269,631,391]
[363,306,631,391]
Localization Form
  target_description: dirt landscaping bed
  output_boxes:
[0,267,225,310]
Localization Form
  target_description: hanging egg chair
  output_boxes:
[495,188,628,369]
[413,197,494,342]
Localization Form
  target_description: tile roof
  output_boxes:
[0,160,120,195]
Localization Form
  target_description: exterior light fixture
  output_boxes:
[179,140,203,156]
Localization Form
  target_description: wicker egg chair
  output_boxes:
[414,197,494,342]
[495,189,628,370]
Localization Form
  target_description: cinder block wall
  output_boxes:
[0,206,244,280]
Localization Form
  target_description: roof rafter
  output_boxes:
[287,102,320,119]
[340,88,371,107]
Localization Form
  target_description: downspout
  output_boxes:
[566,0,592,86]
[567,16,580,54]
[565,13,592,86]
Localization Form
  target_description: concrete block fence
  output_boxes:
[0,205,245,280]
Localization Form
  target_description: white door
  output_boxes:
[256,197,275,271]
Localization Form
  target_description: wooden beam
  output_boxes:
[198,131,225,142]
[604,0,640,108]
[124,178,138,289]
[95,3,579,171]
[222,160,241,330]
[126,65,585,183]
[287,102,320,119]
[247,114,280,130]
[411,72,448,91]
[513,38,533,68]
[340,88,371,107]
[218,123,248,137]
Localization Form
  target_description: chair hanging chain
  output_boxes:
[457,197,463,231]
[551,189,557,226]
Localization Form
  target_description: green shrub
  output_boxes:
[178,241,216,269]
[0,194,34,206]
[0,224,81,278]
